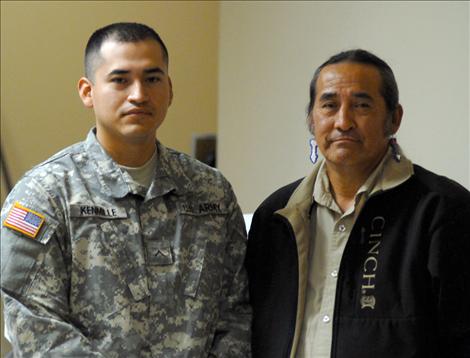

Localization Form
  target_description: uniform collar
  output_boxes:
[84,129,130,199]
[147,142,193,200]
[84,129,192,200]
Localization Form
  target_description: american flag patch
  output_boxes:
[3,202,45,239]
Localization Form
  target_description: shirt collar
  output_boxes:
[313,161,339,212]
[312,145,414,212]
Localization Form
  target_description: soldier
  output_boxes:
[1,22,251,357]
[246,49,470,357]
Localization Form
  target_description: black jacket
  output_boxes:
[246,164,470,358]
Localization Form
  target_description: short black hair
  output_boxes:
[306,49,399,116]
[84,22,169,80]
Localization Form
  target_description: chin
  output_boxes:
[120,127,155,142]
[325,148,356,161]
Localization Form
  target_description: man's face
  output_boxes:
[310,62,401,171]
[79,39,172,148]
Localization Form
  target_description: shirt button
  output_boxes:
[322,315,330,323]
[338,224,346,232]
[331,270,338,277]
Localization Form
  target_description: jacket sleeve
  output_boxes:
[245,205,277,358]
[428,194,470,357]
[245,207,271,308]
[208,185,252,357]
[1,176,105,357]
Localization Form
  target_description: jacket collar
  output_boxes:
[312,147,414,212]
[274,146,414,228]
[84,129,192,200]
[371,146,414,195]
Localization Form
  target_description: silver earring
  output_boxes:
[389,136,401,162]
[309,138,319,164]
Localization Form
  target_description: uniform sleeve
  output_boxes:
[208,184,252,357]
[1,176,105,357]
[428,195,470,357]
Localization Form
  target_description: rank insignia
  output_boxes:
[3,202,45,239]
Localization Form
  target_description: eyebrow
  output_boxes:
[318,92,337,102]
[107,67,165,77]
[352,92,373,101]
[318,91,374,101]
[144,67,165,75]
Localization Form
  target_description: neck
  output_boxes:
[326,168,364,212]
[96,132,157,167]
[325,153,385,212]
[113,144,156,167]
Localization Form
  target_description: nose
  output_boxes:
[334,104,355,132]
[128,81,148,104]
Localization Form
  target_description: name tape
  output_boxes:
[70,205,127,219]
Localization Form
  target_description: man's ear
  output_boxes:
[390,104,403,135]
[168,77,173,106]
[78,77,94,108]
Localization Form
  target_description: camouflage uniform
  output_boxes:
[1,129,251,357]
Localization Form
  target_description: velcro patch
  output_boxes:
[3,202,45,239]
[179,202,227,215]
[70,204,127,219]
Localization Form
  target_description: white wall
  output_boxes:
[218,1,469,213]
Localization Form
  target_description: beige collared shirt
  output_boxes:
[296,148,413,358]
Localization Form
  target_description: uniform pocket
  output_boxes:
[183,240,207,298]
[98,221,150,302]
[177,209,227,300]
[70,220,150,330]
[1,212,59,296]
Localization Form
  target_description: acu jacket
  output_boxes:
[246,163,470,358]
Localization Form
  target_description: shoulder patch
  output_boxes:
[3,202,45,239]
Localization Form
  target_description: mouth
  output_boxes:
[333,137,359,142]
[329,136,360,144]
[123,109,153,116]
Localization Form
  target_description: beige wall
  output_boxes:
[1,0,219,195]
[1,1,219,355]
[218,1,470,213]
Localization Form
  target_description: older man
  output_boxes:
[246,49,470,358]
[1,22,251,357]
